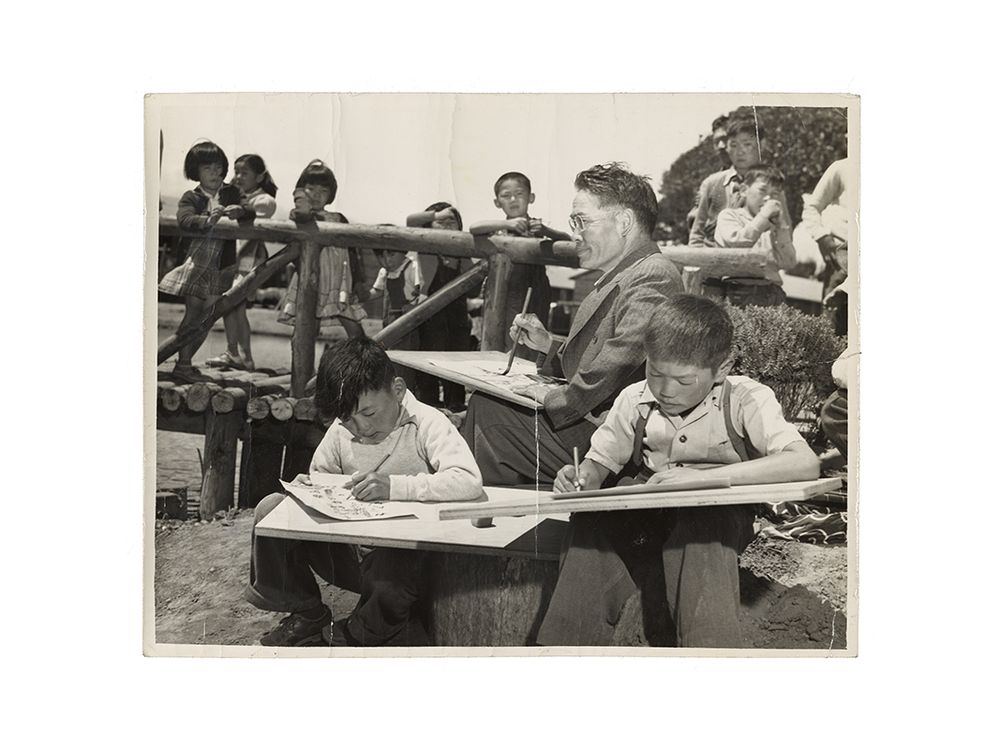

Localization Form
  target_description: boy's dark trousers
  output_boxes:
[535,505,756,648]
[244,493,431,646]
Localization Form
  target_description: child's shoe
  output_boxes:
[242,357,255,372]
[204,351,245,370]
[171,362,208,383]
[259,606,331,647]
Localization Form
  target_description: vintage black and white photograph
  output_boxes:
[145,92,858,655]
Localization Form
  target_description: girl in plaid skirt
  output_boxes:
[158,141,242,380]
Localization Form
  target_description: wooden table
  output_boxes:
[387,350,541,409]
[253,477,843,646]
[438,477,844,521]
[256,494,567,560]
[256,492,568,646]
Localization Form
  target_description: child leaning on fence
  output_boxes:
[688,118,767,248]
[470,171,570,350]
[245,337,483,647]
[158,141,243,381]
[537,294,820,648]
[204,154,278,372]
[711,164,797,307]
[277,160,369,339]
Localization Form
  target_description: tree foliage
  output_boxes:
[656,106,848,243]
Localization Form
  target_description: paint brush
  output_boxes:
[500,286,533,376]
[573,446,582,491]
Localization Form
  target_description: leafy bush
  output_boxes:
[656,105,849,243]
[728,304,846,444]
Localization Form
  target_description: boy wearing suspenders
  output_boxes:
[538,294,820,648]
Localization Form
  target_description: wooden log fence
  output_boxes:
[160,216,772,382]
[158,216,772,518]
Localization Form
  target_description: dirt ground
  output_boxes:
[153,511,848,649]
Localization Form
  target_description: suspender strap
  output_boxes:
[631,409,650,468]
[630,381,759,472]
[722,379,758,462]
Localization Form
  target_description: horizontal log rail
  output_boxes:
[160,216,578,268]
[159,215,773,278]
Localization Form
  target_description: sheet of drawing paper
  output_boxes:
[429,358,564,392]
[283,476,439,521]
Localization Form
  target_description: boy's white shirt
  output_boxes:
[309,389,483,502]
[714,206,797,283]
[371,252,423,300]
[586,377,806,474]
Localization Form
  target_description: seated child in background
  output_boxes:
[538,294,819,648]
[688,118,766,247]
[244,337,483,647]
[470,172,570,350]
[370,241,424,350]
[711,164,796,307]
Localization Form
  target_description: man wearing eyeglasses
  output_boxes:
[461,163,682,487]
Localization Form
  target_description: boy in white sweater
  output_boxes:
[244,337,482,647]
[712,165,797,307]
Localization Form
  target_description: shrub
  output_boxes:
[728,304,846,445]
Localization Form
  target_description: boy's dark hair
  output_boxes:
[315,337,397,422]
[493,172,531,195]
[741,164,785,190]
[726,118,764,142]
[574,162,657,236]
[183,141,228,181]
[295,159,338,202]
[645,294,733,371]
[711,114,730,133]
[234,153,278,197]
[421,201,464,230]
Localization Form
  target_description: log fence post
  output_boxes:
[291,240,321,397]
[199,411,243,519]
[481,253,513,352]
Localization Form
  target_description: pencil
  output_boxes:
[349,451,392,497]
[500,286,533,376]
[368,452,391,474]
[573,446,582,491]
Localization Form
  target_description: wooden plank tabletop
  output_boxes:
[387,350,542,409]
[438,477,844,521]
[255,494,568,560]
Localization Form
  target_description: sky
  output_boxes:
[150,93,761,229]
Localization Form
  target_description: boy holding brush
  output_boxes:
[539,294,819,647]
[245,337,482,647]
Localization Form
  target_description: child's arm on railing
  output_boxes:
[470,218,529,236]
[177,191,217,230]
